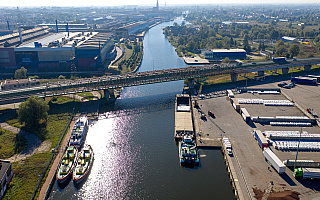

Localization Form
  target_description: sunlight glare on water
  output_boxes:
[77,113,142,199]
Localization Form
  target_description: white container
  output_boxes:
[263,148,286,174]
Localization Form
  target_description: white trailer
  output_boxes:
[263,148,286,174]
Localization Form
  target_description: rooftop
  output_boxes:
[16,32,99,49]
[211,49,246,53]
[0,160,11,179]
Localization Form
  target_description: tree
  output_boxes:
[289,44,300,58]
[243,34,251,53]
[14,67,27,79]
[222,57,230,63]
[18,96,49,130]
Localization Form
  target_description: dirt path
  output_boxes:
[0,121,51,162]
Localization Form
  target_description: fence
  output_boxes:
[30,102,77,200]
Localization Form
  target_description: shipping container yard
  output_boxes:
[192,75,320,199]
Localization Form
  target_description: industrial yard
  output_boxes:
[193,75,320,199]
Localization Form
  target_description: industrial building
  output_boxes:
[0,26,51,70]
[76,32,115,71]
[202,49,246,60]
[0,160,13,200]
[115,21,149,38]
[38,23,89,32]
[1,78,40,90]
[0,27,115,74]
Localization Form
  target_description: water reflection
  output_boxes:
[48,18,234,200]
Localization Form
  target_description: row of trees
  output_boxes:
[118,41,143,72]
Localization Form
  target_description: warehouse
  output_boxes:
[76,33,115,71]
[202,49,246,60]
[115,21,149,38]
[14,31,115,72]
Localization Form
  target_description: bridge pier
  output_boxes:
[304,65,312,72]
[230,73,238,83]
[187,78,195,88]
[282,68,289,74]
[104,89,116,102]
[257,70,264,76]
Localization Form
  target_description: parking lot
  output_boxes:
[194,75,320,199]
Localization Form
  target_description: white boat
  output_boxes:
[69,116,88,148]
[56,146,78,183]
[73,145,94,184]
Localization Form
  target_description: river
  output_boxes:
[48,18,234,200]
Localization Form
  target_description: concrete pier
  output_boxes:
[257,70,264,76]
[230,72,238,82]
[304,64,312,71]
[282,67,289,74]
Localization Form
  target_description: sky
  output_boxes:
[1,0,317,7]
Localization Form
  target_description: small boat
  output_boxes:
[70,116,89,148]
[179,135,199,166]
[56,146,78,183]
[73,145,94,184]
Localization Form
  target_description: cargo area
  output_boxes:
[191,73,320,199]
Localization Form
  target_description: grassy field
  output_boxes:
[0,129,27,159]
[76,92,96,101]
[4,152,50,200]
[113,44,134,66]
[4,96,80,200]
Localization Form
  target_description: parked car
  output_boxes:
[208,111,215,118]
[278,82,287,87]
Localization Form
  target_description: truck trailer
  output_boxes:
[295,167,320,179]
[291,77,317,85]
[254,130,268,149]
[263,147,286,174]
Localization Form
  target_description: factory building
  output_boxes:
[202,49,246,60]
[38,23,88,32]
[14,31,115,72]
[115,21,149,38]
[76,33,115,71]
[0,26,51,70]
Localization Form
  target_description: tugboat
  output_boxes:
[70,116,88,148]
[73,145,94,184]
[179,135,199,166]
[56,146,78,183]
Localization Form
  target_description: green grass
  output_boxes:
[113,44,134,66]
[3,96,80,199]
[0,129,27,159]
[76,92,95,101]
[4,152,51,200]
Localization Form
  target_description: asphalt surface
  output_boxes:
[196,71,320,200]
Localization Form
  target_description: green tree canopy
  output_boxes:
[222,57,230,63]
[14,67,27,79]
[18,96,49,130]
[289,44,300,58]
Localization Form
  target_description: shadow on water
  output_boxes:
[57,176,72,190]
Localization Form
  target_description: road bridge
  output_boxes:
[0,57,320,105]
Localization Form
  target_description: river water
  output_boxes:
[49,18,234,200]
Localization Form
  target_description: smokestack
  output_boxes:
[7,21,10,30]
[19,28,23,44]
[56,20,59,33]
[66,23,69,37]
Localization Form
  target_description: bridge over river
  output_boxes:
[0,57,320,105]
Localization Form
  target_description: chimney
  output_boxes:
[19,28,23,43]
[7,21,10,30]
[66,23,69,37]
[56,20,59,33]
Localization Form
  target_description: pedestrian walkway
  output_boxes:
[37,115,78,200]
[0,121,45,162]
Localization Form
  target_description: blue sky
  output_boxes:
[1,0,317,7]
